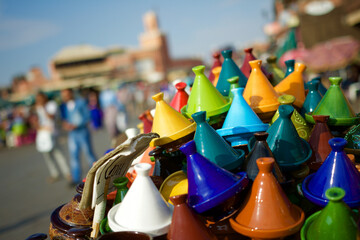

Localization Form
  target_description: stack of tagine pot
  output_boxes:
[26,49,360,240]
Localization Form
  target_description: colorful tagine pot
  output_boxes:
[302,138,360,207]
[243,60,280,122]
[306,76,327,96]
[208,51,222,83]
[180,140,249,221]
[301,80,323,116]
[49,183,93,240]
[307,115,333,171]
[150,92,196,148]
[193,111,245,172]
[170,82,189,113]
[227,76,240,100]
[211,66,221,87]
[305,77,359,128]
[167,194,217,240]
[138,110,153,134]
[267,105,312,171]
[216,49,247,95]
[301,187,359,240]
[240,48,271,79]
[244,132,286,183]
[108,163,173,237]
[266,55,285,86]
[275,62,306,109]
[270,94,311,140]
[230,157,305,240]
[284,59,295,78]
[216,87,269,146]
[182,65,231,125]
[345,124,360,155]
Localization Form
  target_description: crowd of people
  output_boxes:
[0,80,176,184]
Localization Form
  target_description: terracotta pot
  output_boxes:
[49,183,93,240]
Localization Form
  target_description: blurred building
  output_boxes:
[48,11,202,89]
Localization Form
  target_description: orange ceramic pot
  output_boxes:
[230,157,305,240]
[275,63,306,109]
[243,60,280,122]
[212,66,221,87]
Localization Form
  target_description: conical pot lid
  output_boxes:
[241,48,271,79]
[244,132,286,182]
[211,66,221,87]
[307,115,333,170]
[284,59,295,78]
[216,49,247,95]
[170,82,189,113]
[302,138,360,207]
[227,76,240,100]
[305,77,359,126]
[150,92,196,147]
[108,163,173,236]
[180,140,249,213]
[243,60,279,121]
[266,55,285,86]
[301,187,359,240]
[230,157,305,239]
[182,65,231,120]
[217,87,268,146]
[193,111,245,171]
[270,94,311,140]
[301,80,323,116]
[274,62,306,108]
[167,194,217,240]
[267,105,312,170]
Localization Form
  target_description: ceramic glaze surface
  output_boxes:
[217,88,268,146]
[167,194,217,240]
[307,115,333,170]
[305,77,359,126]
[302,138,360,207]
[243,60,279,122]
[170,82,189,113]
[180,140,249,214]
[108,163,173,236]
[270,95,311,140]
[345,124,360,150]
[301,187,359,240]
[275,62,306,108]
[227,76,240,100]
[216,49,247,95]
[267,105,312,170]
[301,80,323,116]
[150,92,196,147]
[266,55,285,86]
[182,65,231,121]
[284,59,295,78]
[193,111,244,171]
[230,157,305,239]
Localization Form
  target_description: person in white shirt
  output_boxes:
[35,92,71,183]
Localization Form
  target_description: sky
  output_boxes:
[0,0,274,87]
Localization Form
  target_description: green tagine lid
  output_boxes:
[305,77,359,126]
[301,187,359,240]
[181,65,231,123]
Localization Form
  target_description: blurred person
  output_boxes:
[61,89,97,185]
[99,87,119,143]
[88,90,102,130]
[35,92,71,183]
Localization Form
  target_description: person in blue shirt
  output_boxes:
[61,89,97,184]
